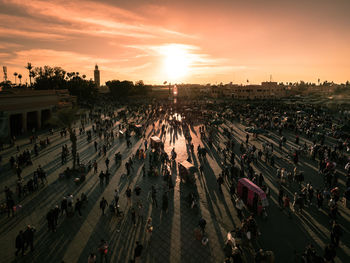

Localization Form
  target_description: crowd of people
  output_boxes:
[1,98,349,262]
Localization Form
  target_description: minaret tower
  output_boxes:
[94,64,100,88]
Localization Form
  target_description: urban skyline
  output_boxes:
[0,0,349,85]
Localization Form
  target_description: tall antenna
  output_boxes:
[3,66,7,82]
[270,74,272,82]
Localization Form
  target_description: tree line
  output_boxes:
[106,79,151,99]
[0,63,152,102]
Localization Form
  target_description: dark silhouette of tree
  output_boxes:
[135,80,144,86]
[106,80,133,98]
[18,74,22,85]
[66,73,98,104]
[13,72,18,85]
[0,80,12,89]
[106,79,151,98]
[31,66,96,103]
[25,62,33,86]
[32,66,67,90]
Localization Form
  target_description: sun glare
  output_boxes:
[162,44,190,81]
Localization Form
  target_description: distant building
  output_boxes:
[0,89,76,139]
[302,84,336,96]
[94,64,100,88]
[210,85,224,98]
[231,82,286,100]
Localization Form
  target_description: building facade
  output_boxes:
[231,82,287,100]
[0,89,76,139]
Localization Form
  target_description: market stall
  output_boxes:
[237,178,268,215]
[178,160,197,183]
[150,136,163,150]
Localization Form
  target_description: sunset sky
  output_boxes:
[0,0,349,85]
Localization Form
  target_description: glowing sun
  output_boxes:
[162,44,190,81]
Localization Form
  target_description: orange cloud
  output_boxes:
[2,0,193,40]
[1,0,349,84]
[0,27,68,40]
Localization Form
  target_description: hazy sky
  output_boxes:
[0,0,349,85]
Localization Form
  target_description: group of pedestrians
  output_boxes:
[15,225,35,257]
[2,99,350,263]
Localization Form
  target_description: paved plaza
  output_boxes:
[0,107,350,263]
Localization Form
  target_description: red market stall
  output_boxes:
[237,178,268,215]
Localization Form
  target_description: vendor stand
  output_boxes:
[237,178,268,215]
[178,160,197,183]
[150,136,163,150]
[134,124,143,137]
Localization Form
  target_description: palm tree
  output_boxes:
[13,72,18,85]
[82,75,86,79]
[26,63,33,86]
[49,107,80,169]
[29,71,35,87]
[18,74,22,85]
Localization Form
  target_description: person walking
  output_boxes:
[217,174,224,193]
[331,221,342,247]
[134,185,141,204]
[150,186,158,208]
[93,161,98,174]
[131,207,136,226]
[105,158,109,170]
[23,225,35,253]
[15,230,25,256]
[235,197,244,220]
[278,188,284,208]
[114,189,119,207]
[98,239,108,263]
[283,195,291,218]
[46,209,55,232]
[199,163,204,176]
[75,198,82,217]
[100,197,108,215]
[317,190,324,210]
[94,141,98,152]
[61,197,68,216]
[126,187,132,206]
[133,241,143,263]
[105,170,110,184]
[324,243,336,263]
[137,203,144,224]
[142,165,146,177]
[53,205,60,226]
[99,171,104,186]
[199,217,207,233]
[67,194,74,207]
[162,192,168,214]
[7,197,15,217]
[88,253,96,263]
[146,218,153,245]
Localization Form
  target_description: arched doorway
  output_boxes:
[27,111,38,132]
[10,114,23,136]
[41,109,51,128]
